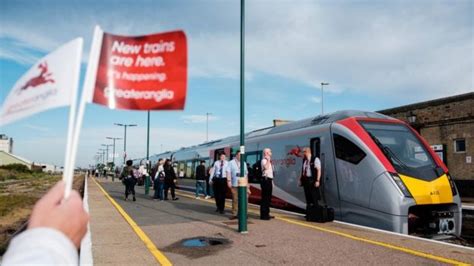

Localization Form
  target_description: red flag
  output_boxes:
[86,29,187,110]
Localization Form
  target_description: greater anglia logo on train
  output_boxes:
[287,146,303,158]
[17,62,55,94]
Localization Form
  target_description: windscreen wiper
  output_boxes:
[367,132,409,169]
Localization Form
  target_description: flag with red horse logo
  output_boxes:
[82,27,187,110]
[0,38,82,125]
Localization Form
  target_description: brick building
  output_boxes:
[379,92,474,197]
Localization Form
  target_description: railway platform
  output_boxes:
[86,177,474,265]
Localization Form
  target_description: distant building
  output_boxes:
[379,92,473,197]
[0,134,13,153]
[0,150,32,169]
[37,163,62,174]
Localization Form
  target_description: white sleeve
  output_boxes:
[2,228,78,265]
[210,163,216,179]
[261,158,267,168]
[314,157,321,169]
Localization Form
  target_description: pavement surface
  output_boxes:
[89,177,474,265]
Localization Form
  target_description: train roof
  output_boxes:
[157,110,396,158]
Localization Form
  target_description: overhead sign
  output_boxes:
[84,27,187,110]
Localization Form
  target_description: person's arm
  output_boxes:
[2,181,88,265]
[226,163,232,188]
[262,158,270,170]
[209,163,216,183]
[314,157,322,188]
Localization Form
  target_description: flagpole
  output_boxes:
[62,38,83,193]
[64,26,103,198]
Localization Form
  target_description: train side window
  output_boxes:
[333,134,366,164]
[186,161,193,178]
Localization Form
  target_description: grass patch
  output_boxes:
[0,194,38,217]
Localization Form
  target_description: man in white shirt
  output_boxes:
[260,148,275,220]
[227,151,250,220]
[2,181,89,265]
[299,147,322,210]
[210,153,229,214]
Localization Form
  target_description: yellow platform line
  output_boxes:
[175,190,470,266]
[93,179,172,266]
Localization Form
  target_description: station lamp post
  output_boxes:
[95,153,102,165]
[206,112,212,142]
[101,144,113,166]
[98,149,106,165]
[320,82,329,115]
[145,111,151,195]
[114,123,137,165]
[106,137,122,170]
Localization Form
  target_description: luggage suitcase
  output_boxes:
[306,204,334,223]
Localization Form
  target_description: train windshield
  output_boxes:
[360,122,439,181]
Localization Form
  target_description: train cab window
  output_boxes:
[333,134,366,164]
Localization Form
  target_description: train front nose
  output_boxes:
[401,173,462,237]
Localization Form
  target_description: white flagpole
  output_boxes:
[64,26,104,198]
[62,38,83,197]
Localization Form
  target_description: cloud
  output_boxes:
[309,96,321,104]
[181,114,219,124]
[22,124,51,132]
[1,0,471,102]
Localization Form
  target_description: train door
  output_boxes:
[213,148,225,162]
[311,134,341,217]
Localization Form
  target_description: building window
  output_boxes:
[454,139,466,153]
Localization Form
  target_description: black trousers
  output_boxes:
[260,178,273,218]
[213,178,227,212]
[164,181,176,199]
[302,177,320,207]
[124,179,136,198]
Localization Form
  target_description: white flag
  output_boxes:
[0,38,83,126]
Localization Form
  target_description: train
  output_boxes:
[135,110,462,237]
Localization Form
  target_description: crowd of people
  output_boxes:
[106,146,322,222]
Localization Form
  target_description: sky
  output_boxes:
[0,0,472,167]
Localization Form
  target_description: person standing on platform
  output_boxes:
[139,161,151,194]
[260,148,275,220]
[121,160,137,201]
[210,153,229,214]
[227,151,250,220]
[153,158,165,201]
[299,147,321,210]
[195,160,208,199]
[164,159,178,200]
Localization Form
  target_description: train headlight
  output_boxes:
[389,173,413,198]
[446,174,458,196]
